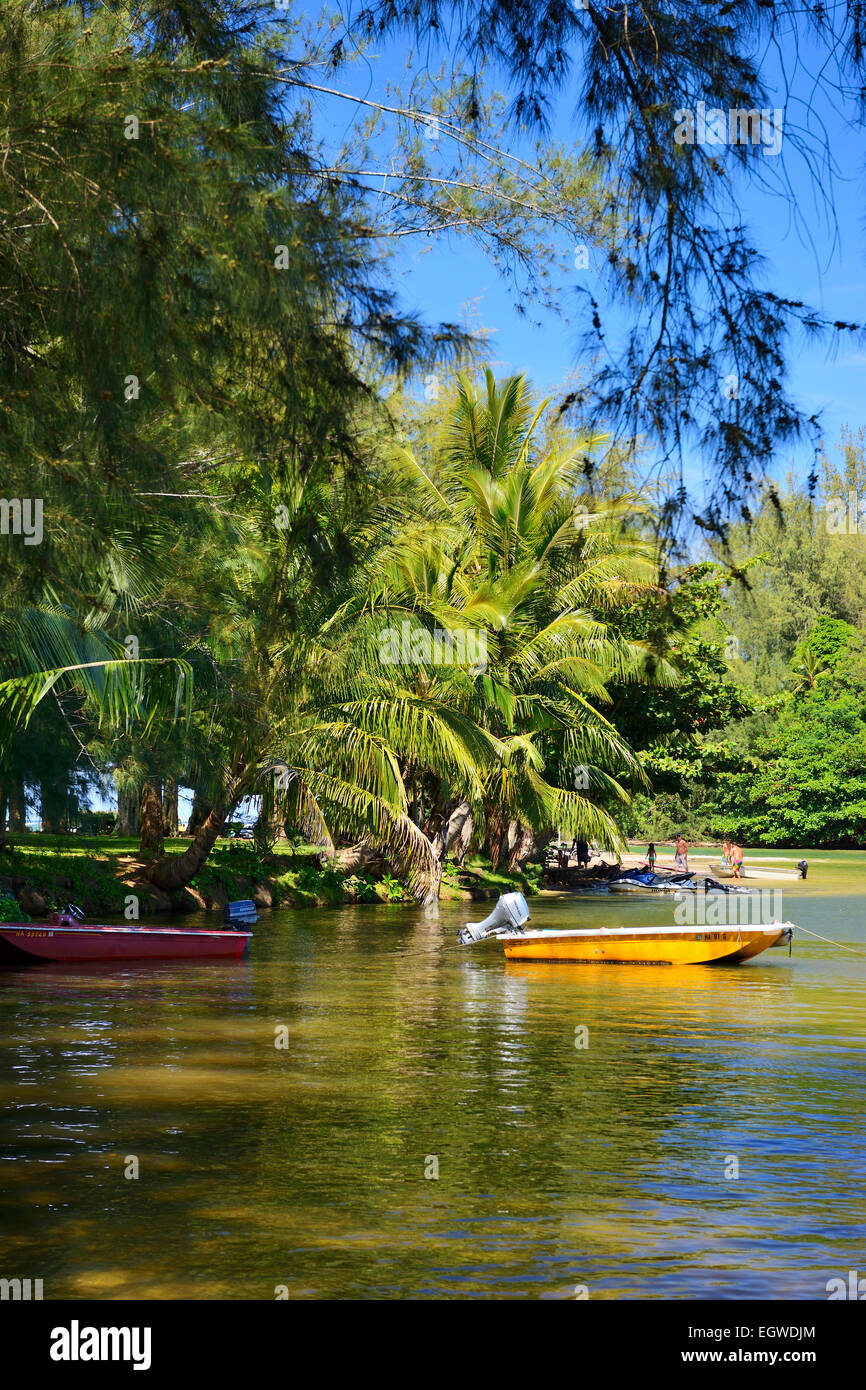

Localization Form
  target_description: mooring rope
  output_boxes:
[790,924,866,958]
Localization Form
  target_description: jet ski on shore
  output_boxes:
[607,868,756,895]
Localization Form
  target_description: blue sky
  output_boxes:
[317,15,866,491]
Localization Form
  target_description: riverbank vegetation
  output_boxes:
[2,3,865,922]
[0,833,543,917]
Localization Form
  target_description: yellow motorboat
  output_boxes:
[499,923,788,965]
[457,893,793,966]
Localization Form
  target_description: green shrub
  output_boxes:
[344,873,379,902]
[0,892,27,923]
[379,873,407,902]
[212,841,272,880]
[295,862,345,894]
[521,862,543,894]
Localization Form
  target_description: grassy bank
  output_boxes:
[0,834,542,918]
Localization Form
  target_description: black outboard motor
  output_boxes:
[458,892,530,945]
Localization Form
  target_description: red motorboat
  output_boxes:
[0,905,252,964]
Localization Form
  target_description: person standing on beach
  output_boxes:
[647,842,656,871]
[674,834,688,871]
[730,840,744,880]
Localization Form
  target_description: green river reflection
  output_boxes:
[1,847,864,1299]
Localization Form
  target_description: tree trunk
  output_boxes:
[486,808,507,872]
[8,780,26,831]
[437,801,473,865]
[41,774,68,833]
[256,771,283,843]
[144,805,228,890]
[115,780,139,836]
[162,776,179,837]
[186,792,212,836]
[507,823,535,873]
[139,781,165,858]
[453,810,474,866]
[333,837,439,904]
[335,839,383,874]
[532,828,556,863]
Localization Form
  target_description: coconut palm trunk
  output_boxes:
[438,801,474,864]
[144,805,229,891]
[507,823,535,872]
[186,792,212,835]
[485,807,510,871]
[335,839,383,874]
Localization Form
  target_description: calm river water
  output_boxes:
[1,849,864,1299]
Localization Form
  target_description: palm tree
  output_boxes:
[791,649,830,694]
[333,369,678,873]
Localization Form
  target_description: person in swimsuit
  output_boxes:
[674,834,688,870]
[731,841,743,880]
[646,842,656,871]
[721,837,732,867]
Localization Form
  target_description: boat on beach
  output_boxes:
[458,893,793,966]
[0,904,252,964]
[706,861,805,881]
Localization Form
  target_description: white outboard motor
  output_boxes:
[457,891,530,945]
